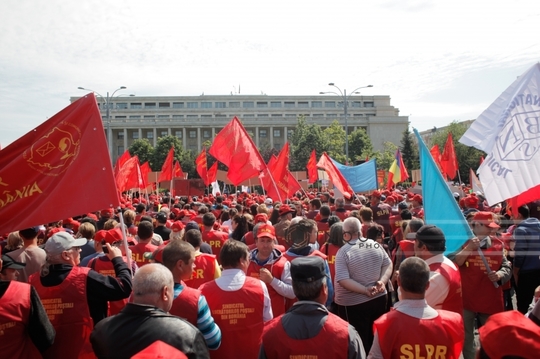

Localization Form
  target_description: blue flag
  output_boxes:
[331,158,378,193]
[414,128,473,254]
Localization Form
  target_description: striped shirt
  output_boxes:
[174,283,222,350]
[334,238,391,306]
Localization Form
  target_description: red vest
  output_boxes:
[321,243,340,283]
[30,266,95,359]
[283,250,327,309]
[202,230,228,259]
[262,312,349,359]
[334,210,350,221]
[88,256,129,316]
[316,221,330,248]
[129,242,158,267]
[184,253,218,289]
[459,238,505,314]
[374,309,464,359]
[0,281,42,359]
[200,276,265,359]
[169,282,200,326]
[244,231,255,247]
[429,261,463,315]
[247,255,288,316]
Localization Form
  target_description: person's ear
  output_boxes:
[162,285,171,302]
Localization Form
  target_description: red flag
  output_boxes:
[157,147,175,183]
[196,149,209,185]
[260,143,291,202]
[140,162,151,188]
[316,152,353,195]
[441,133,459,180]
[306,149,318,184]
[0,95,120,234]
[387,149,409,189]
[208,117,265,186]
[116,156,144,192]
[114,149,131,177]
[287,172,302,198]
[207,162,218,185]
[430,144,444,175]
[173,161,184,179]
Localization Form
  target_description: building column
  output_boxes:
[153,128,157,146]
[138,128,142,141]
[123,128,128,151]
[212,127,215,140]
[255,126,259,147]
[269,126,274,148]
[182,128,187,149]
[197,128,201,151]
[107,123,113,160]
[284,126,288,141]
[168,128,171,136]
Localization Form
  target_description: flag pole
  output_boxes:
[117,210,133,277]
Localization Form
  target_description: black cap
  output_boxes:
[1,255,26,270]
[415,225,445,245]
[184,221,200,232]
[156,212,168,223]
[290,256,326,283]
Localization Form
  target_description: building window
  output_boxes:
[353,114,364,117]
[172,102,184,108]
[145,103,156,109]
[201,102,212,108]
[243,114,255,118]
[187,115,198,119]
[271,114,282,117]
[311,101,322,108]
[131,103,142,109]
[243,102,254,108]
[257,102,268,108]
[215,102,226,108]
[229,102,240,108]
[115,116,126,119]
[157,115,169,118]
[273,129,281,137]
[298,101,309,108]
[146,132,154,139]
[117,132,124,140]
[175,131,183,139]
[285,114,296,117]
[159,102,170,108]
[116,103,128,109]
[132,132,139,139]
[325,101,336,108]
[351,101,361,108]
[160,131,168,137]
[201,115,212,119]
[260,130,267,138]
[173,115,184,119]
[215,114,226,118]
[258,114,268,118]
[144,115,155,119]
[313,114,324,117]
[189,131,197,138]
[366,113,376,117]
[187,102,198,108]
[270,101,282,108]
[117,146,124,156]
[327,114,337,118]
[364,102,374,107]
[203,130,211,138]
[129,115,141,119]
[287,129,294,139]
[284,101,295,108]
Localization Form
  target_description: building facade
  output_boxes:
[70,94,408,163]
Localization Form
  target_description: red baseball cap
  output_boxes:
[104,228,123,244]
[171,221,185,233]
[473,211,500,229]
[257,223,276,240]
[132,340,187,359]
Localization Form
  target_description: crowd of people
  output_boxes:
[1,187,540,358]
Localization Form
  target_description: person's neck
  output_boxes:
[401,292,425,300]
[22,239,38,248]
[256,252,270,262]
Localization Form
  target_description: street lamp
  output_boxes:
[320,83,373,164]
[77,86,128,160]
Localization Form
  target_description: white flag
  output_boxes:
[459,63,540,205]
[211,180,220,196]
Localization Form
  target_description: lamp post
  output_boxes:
[77,86,127,160]
[320,83,373,164]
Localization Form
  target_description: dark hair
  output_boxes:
[220,240,249,268]
[202,213,216,227]
[366,224,384,241]
[79,217,97,231]
[517,205,530,219]
[136,203,146,214]
[400,209,412,220]
[319,205,331,217]
[140,215,153,223]
[399,257,430,294]
[231,215,250,241]
[310,198,322,209]
[184,229,202,248]
[327,215,341,227]
[293,277,325,301]
[19,227,39,240]
[137,221,154,240]
[269,206,281,225]
[327,222,344,247]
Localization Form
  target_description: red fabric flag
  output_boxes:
[114,150,131,178]
[140,162,151,188]
[0,95,120,234]
[306,149,318,184]
[208,117,266,185]
[116,156,144,192]
[207,161,218,185]
[260,143,291,202]
[157,147,175,183]
[441,133,459,180]
[287,171,302,198]
[316,152,353,195]
[173,161,184,179]
[195,149,209,185]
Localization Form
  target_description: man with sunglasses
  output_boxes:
[452,211,511,359]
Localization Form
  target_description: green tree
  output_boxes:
[179,149,197,180]
[400,124,419,170]
[151,136,184,171]
[128,139,154,164]
[322,120,347,164]
[373,141,398,173]
[289,117,327,171]
[348,128,373,163]
[430,121,485,184]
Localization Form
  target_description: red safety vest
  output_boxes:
[262,312,349,359]
[244,231,255,247]
[202,230,228,259]
[316,221,330,248]
[321,243,340,283]
[129,242,158,267]
[184,253,218,289]
[247,255,288,316]
[200,276,265,359]
[88,256,129,316]
[429,261,463,315]
[283,250,327,309]
[30,266,95,359]
[0,281,42,359]
[169,281,200,326]
[459,238,505,314]
[374,309,464,359]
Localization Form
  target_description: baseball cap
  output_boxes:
[45,232,87,256]
[156,212,168,223]
[290,256,327,283]
[171,221,185,233]
[264,198,273,205]
[257,224,276,239]
[473,211,500,229]
[104,228,123,245]
[1,255,26,270]
[279,204,295,216]
[184,221,200,232]
[132,340,188,359]
[415,225,446,247]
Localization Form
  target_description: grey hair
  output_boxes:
[133,263,174,299]
[40,253,64,276]
[293,277,326,301]
[343,217,361,234]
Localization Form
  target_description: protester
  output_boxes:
[155,211,172,241]
[334,217,392,353]
[259,256,365,359]
[77,222,97,259]
[30,231,132,359]
[369,191,392,236]
[200,240,272,359]
[183,229,221,288]
[162,240,222,350]
[0,255,56,358]
[201,212,228,258]
[320,221,345,284]
[130,220,158,267]
[2,231,23,255]
[90,263,209,359]
[7,226,46,283]
[369,257,464,359]
[275,204,295,246]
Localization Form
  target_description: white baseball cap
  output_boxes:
[45,232,87,256]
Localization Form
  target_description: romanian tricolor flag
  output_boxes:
[387,149,409,189]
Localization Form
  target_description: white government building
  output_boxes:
[71,94,409,163]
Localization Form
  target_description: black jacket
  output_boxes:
[90,303,209,359]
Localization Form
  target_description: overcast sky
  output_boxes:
[1,0,538,147]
